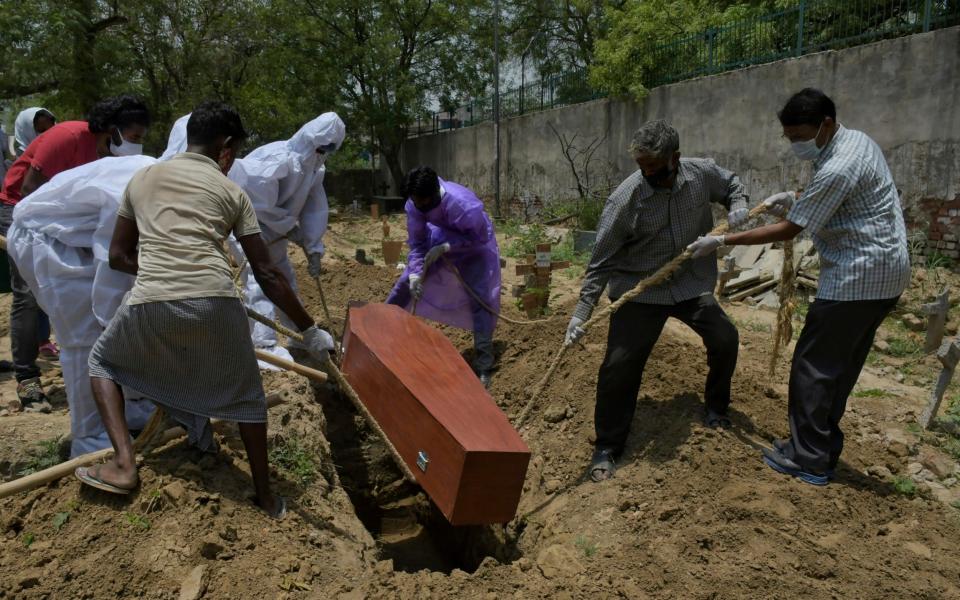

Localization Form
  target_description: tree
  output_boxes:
[283,0,492,190]
[505,0,625,77]
[590,0,778,99]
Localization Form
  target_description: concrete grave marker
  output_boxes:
[923,289,950,353]
[919,337,960,429]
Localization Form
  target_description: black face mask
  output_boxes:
[416,195,442,213]
[643,164,674,189]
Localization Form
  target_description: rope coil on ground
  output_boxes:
[515,204,770,427]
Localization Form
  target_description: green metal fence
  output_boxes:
[409,0,960,137]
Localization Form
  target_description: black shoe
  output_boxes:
[589,447,617,482]
[773,438,835,480]
[762,446,828,486]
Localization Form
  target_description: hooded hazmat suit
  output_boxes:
[159,112,346,363]
[6,120,188,456]
[13,107,55,155]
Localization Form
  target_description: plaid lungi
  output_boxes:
[89,297,267,423]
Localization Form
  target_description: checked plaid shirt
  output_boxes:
[787,125,910,301]
[573,158,748,321]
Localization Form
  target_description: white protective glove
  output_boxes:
[762,191,796,219]
[687,235,726,259]
[409,274,424,301]
[727,206,749,229]
[423,242,451,269]
[307,252,323,278]
[302,325,335,361]
[565,316,586,346]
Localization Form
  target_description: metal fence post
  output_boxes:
[796,0,806,56]
[923,0,933,32]
[706,28,716,73]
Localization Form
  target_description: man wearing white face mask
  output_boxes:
[687,88,910,486]
[0,95,151,410]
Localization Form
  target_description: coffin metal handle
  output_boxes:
[416,450,429,472]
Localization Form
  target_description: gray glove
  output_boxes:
[727,206,749,229]
[307,252,323,278]
[302,325,335,361]
[423,242,451,269]
[565,316,586,346]
[687,235,725,258]
[762,191,795,219]
[409,274,424,300]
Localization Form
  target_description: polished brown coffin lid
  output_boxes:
[341,303,530,524]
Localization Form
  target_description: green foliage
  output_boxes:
[21,532,35,547]
[891,476,917,496]
[886,335,922,358]
[577,199,604,231]
[123,512,150,531]
[926,251,956,270]
[504,223,548,258]
[18,437,63,476]
[590,0,778,99]
[575,535,598,558]
[551,234,590,267]
[269,435,318,487]
[52,512,70,532]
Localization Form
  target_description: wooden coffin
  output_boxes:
[341,303,530,525]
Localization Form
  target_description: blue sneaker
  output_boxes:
[772,438,835,480]
[762,446,829,486]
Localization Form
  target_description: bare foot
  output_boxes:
[254,494,287,519]
[93,459,139,489]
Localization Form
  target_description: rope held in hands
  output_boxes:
[514,203,771,427]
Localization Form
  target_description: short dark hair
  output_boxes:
[778,88,836,127]
[403,166,440,199]
[87,95,151,133]
[33,109,55,126]
[186,101,247,146]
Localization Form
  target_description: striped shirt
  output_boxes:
[787,126,910,301]
[574,158,748,321]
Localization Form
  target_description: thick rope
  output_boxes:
[768,238,796,376]
[245,306,417,483]
[515,204,769,427]
[440,255,550,325]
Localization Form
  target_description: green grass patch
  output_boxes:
[575,535,597,558]
[21,532,35,547]
[886,335,922,358]
[892,476,917,496]
[18,437,63,476]
[269,436,318,487]
[852,388,889,398]
[123,512,150,531]
[52,512,69,532]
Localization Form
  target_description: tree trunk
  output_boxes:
[380,137,406,196]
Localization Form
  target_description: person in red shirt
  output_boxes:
[0,95,150,411]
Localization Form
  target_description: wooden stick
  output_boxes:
[0,395,287,499]
[254,348,328,383]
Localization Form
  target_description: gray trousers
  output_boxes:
[0,204,42,382]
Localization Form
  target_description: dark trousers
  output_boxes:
[783,297,898,473]
[0,205,42,382]
[595,295,739,452]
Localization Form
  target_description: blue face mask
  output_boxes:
[791,122,824,161]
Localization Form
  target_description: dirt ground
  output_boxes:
[2,213,960,599]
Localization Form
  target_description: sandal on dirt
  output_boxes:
[75,465,137,495]
[254,495,288,520]
[703,409,732,429]
[589,448,617,482]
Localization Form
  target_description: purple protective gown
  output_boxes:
[386,179,501,335]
